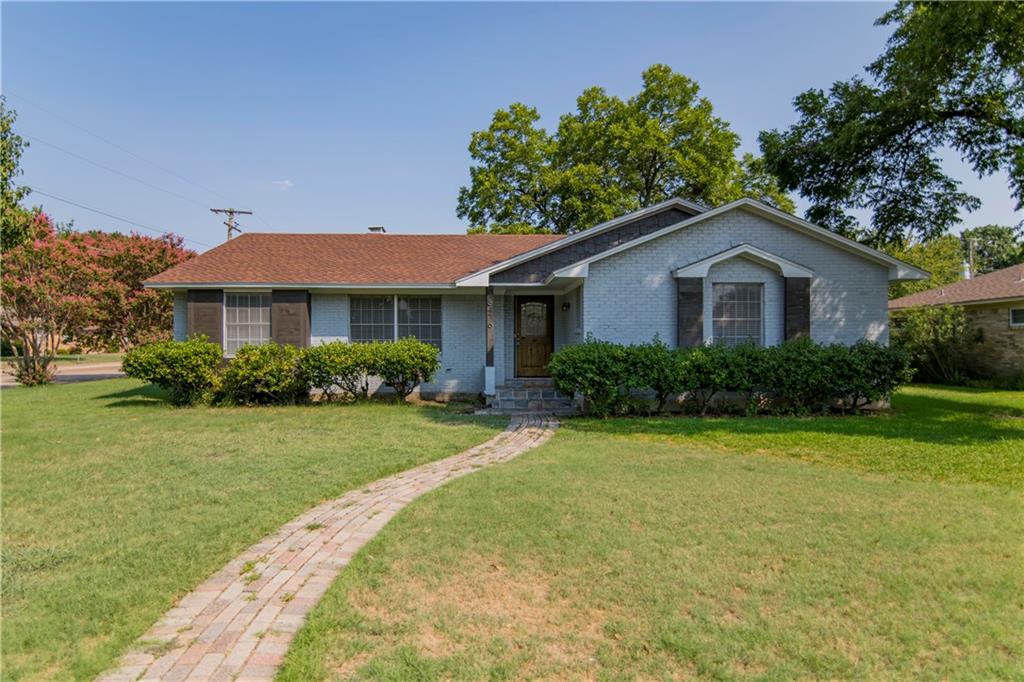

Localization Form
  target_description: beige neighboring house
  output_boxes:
[889,264,1024,378]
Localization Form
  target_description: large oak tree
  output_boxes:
[760,2,1023,247]
[458,65,793,234]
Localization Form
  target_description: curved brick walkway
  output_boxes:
[98,415,557,682]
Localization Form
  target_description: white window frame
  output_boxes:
[349,294,443,350]
[711,282,765,347]
[1010,307,1024,328]
[223,290,272,357]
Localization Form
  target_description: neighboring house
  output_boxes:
[889,264,1024,378]
[145,198,927,398]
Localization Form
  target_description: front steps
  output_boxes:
[485,378,578,415]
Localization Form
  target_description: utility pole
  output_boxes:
[966,237,978,279]
[210,208,252,241]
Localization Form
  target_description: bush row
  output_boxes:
[122,336,440,406]
[548,338,914,417]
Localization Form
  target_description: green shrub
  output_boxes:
[832,340,915,412]
[549,339,628,417]
[298,342,366,400]
[550,337,912,417]
[373,337,440,399]
[891,305,979,384]
[220,343,306,406]
[622,338,680,412]
[721,342,772,415]
[122,336,222,405]
[675,344,731,414]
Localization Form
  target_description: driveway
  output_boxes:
[1,361,125,388]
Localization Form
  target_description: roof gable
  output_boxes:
[455,197,704,286]
[546,199,929,283]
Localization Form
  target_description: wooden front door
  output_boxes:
[515,295,554,377]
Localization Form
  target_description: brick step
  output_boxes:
[500,378,557,389]
[495,388,569,401]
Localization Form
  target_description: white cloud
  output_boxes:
[271,179,294,191]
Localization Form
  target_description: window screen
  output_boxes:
[1011,308,1024,327]
[225,293,271,354]
[350,296,395,342]
[712,283,763,346]
[398,297,442,349]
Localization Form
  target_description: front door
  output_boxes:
[515,295,554,377]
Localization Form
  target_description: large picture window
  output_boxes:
[225,293,271,354]
[712,283,763,346]
[350,295,443,349]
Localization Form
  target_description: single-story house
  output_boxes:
[889,264,1024,378]
[145,198,927,398]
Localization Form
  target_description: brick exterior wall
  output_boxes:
[173,292,188,341]
[965,302,1024,378]
[583,210,891,347]
[420,295,486,396]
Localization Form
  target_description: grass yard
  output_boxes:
[279,386,1024,680]
[0,378,504,680]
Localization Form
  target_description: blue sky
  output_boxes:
[3,2,1020,252]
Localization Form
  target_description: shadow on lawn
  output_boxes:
[564,386,1024,449]
[94,383,170,408]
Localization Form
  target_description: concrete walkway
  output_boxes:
[98,415,559,682]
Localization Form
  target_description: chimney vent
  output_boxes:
[367,225,386,234]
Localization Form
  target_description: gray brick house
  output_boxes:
[147,198,927,398]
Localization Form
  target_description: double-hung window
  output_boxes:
[225,293,271,354]
[712,283,763,347]
[350,295,442,350]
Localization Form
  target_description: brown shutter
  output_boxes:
[187,290,223,346]
[271,291,310,347]
[784,278,811,341]
[677,277,703,347]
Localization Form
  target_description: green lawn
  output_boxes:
[279,386,1024,680]
[0,378,504,681]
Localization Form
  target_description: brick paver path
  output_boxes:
[98,415,558,682]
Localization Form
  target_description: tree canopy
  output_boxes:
[960,224,1024,276]
[459,65,794,234]
[1,96,32,251]
[885,235,965,300]
[760,2,1023,247]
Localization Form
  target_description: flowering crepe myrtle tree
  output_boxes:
[82,231,193,351]
[0,213,108,384]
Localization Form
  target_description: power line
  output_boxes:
[6,89,233,202]
[29,188,215,249]
[23,133,210,209]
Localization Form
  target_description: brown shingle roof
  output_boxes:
[145,232,564,286]
[889,264,1024,309]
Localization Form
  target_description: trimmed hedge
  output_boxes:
[550,337,913,417]
[297,341,367,401]
[124,337,440,406]
[220,343,306,406]
[122,336,222,405]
